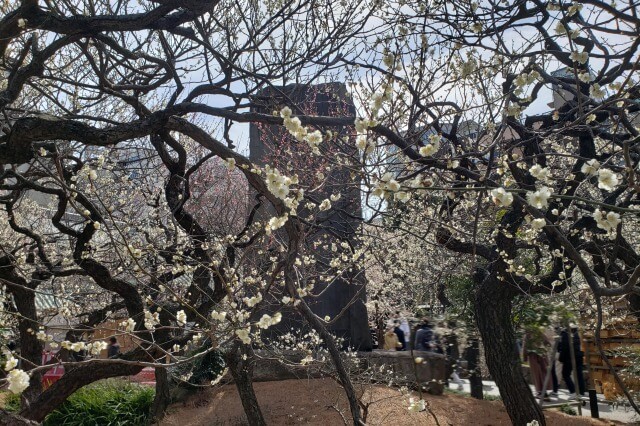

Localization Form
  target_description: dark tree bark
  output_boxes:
[225,345,266,426]
[0,258,44,406]
[475,275,545,426]
[0,409,39,426]
[149,366,171,424]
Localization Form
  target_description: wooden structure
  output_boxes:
[88,319,138,358]
[583,315,640,400]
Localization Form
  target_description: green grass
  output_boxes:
[43,380,154,426]
[2,392,21,412]
[559,403,577,416]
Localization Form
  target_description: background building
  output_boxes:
[249,83,371,350]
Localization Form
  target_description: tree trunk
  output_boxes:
[149,366,170,424]
[0,409,39,426]
[22,362,142,422]
[464,338,483,400]
[225,345,266,426]
[475,276,545,426]
[13,287,43,406]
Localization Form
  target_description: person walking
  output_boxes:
[443,321,464,390]
[107,336,121,358]
[414,318,435,351]
[558,325,586,398]
[396,311,411,350]
[523,325,552,400]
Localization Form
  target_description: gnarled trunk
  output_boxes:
[225,345,266,426]
[22,362,142,422]
[475,275,545,426]
[149,366,170,424]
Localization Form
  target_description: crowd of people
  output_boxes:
[376,312,465,390]
[376,312,588,400]
[522,324,586,401]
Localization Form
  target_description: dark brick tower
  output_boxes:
[249,82,371,351]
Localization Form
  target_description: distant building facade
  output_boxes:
[249,83,371,350]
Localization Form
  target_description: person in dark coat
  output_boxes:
[558,326,586,396]
[414,318,434,351]
[393,321,406,351]
[443,321,464,390]
[107,336,121,358]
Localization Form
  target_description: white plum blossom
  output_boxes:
[235,328,251,345]
[87,341,108,356]
[280,106,292,119]
[318,199,331,211]
[408,398,426,412]
[490,187,513,207]
[7,369,30,394]
[529,164,550,181]
[144,310,160,330]
[569,50,588,64]
[225,157,236,170]
[243,293,262,308]
[256,312,282,329]
[597,168,618,191]
[419,134,440,157]
[354,117,371,134]
[282,113,306,141]
[176,310,187,326]
[70,342,86,352]
[593,209,621,232]
[264,166,293,200]
[266,215,288,234]
[122,318,136,332]
[210,310,226,321]
[386,179,401,192]
[4,355,18,371]
[305,130,323,153]
[395,191,410,203]
[581,159,600,176]
[590,83,606,100]
[526,187,552,209]
[578,72,592,82]
[531,218,546,230]
[506,103,522,117]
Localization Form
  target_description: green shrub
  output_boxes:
[3,392,21,412]
[43,380,154,426]
[170,342,225,387]
[559,403,577,416]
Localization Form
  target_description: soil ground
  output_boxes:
[161,378,621,425]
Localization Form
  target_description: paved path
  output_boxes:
[451,379,639,424]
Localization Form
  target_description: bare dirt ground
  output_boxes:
[162,378,619,426]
